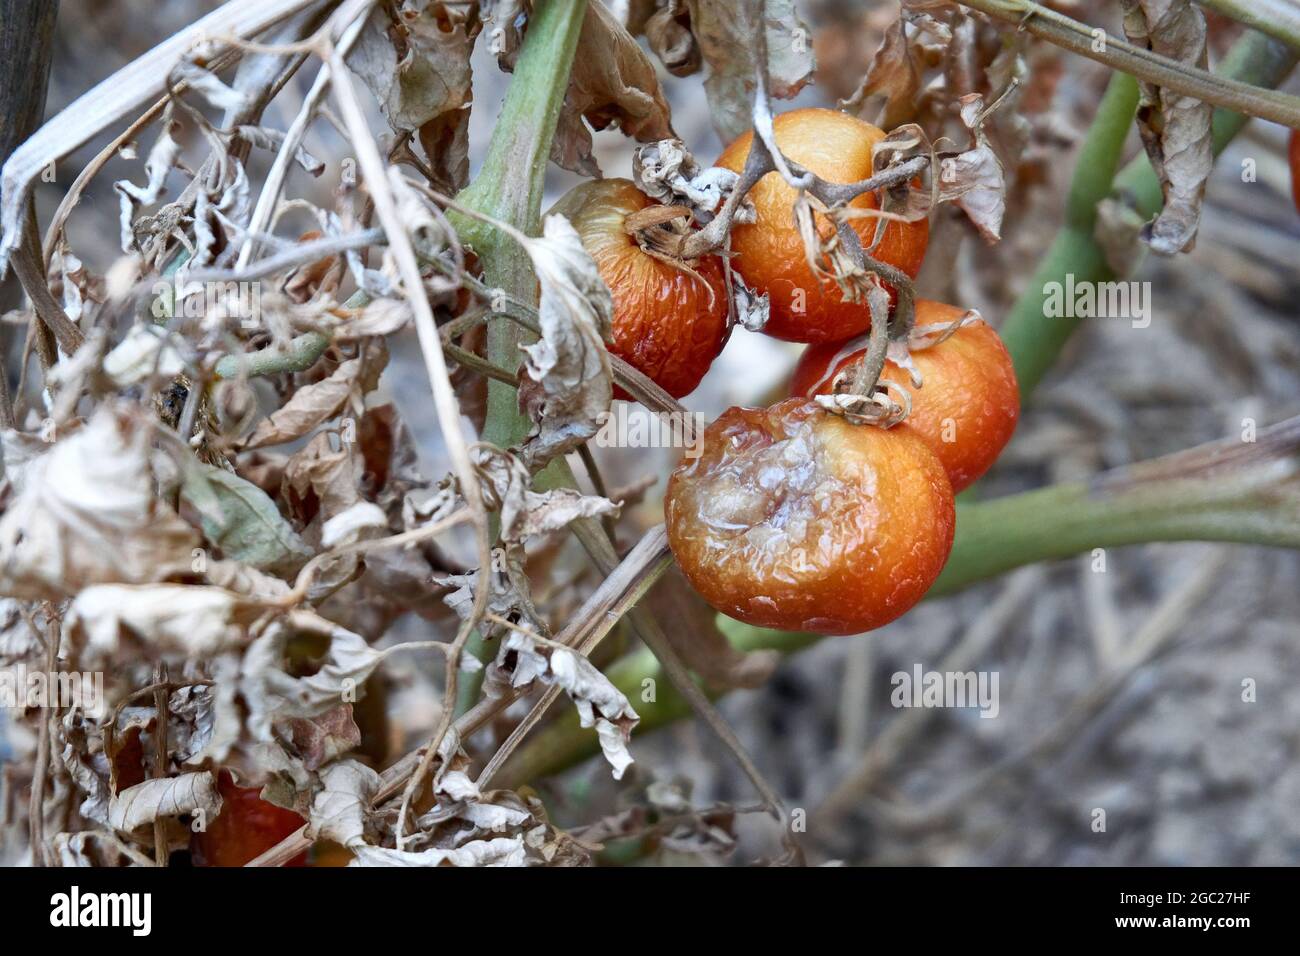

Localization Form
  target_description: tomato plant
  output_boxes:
[715,108,930,343]
[791,300,1020,491]
[664,399,955,635]
[551,178,730,399]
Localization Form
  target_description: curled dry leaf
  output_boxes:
[107,771,223,833]
[242,339,388,450]
[0,405,198,600]
[517,215,614,469]
[683,0,816,142]
[1121,0,1213,255]
[347,1,478,192]
[633,138,745,221]
[941,94,1007,242]
[553,1,675,176]
[241,617,384,742]
[101,325,187,388]
[474,445,619,544]
[489,628,640,780]
[67,584,259,665]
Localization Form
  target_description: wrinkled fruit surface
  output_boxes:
[791,300,1020,491]
[715,108,929,343]
[665,399,955,635]
[191,771,308,867]
[551,178,730,399]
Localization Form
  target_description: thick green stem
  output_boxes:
[448,0,587,715]
[501,423,1300,781]
[1002,32,1297,396]
[1195,0,1300,51]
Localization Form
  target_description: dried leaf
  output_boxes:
[0,405,198,600]
[553,1,675,176]
[107,772,222,832]
[242,340,388,450]
[843,14,922,131]
[684,0,815,142]
[474,446,618,543]
[346,1,477,131]
[350,838,527,867]
[517,215,614,469]
[68,584,257,665]
[1121,0,1213,254]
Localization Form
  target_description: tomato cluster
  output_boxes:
[557,108,1020,635]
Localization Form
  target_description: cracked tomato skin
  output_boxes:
[551,178,730,399]
[715,108,929,344]
[191,771,308,867]
[790,300,1019,492]
[1290,129,1300,215]
[665,399,955,635]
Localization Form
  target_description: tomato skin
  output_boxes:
[551,179,730,399]
[191,771,308,867]
[665,399,954,635]
[1290,129,1300,216]
[715,108,929,344]
[791,301,1019,492]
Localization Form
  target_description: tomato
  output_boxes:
[1290,129,1300,215]
[714,108,930,343]
[550,178,730,399]
[790,300,1019,492]
[664,399,954,635]
[191,771,308,867]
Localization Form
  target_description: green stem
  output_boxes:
[448,0,587,715]
[1002,31,1297,396]
[501,421,1300,781]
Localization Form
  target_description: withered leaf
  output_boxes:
[553,1,675,176]
[1121,0,1213,254]
[0,405,198,600]
[242,339,388,450]
[684,0,816,142]
[474,446,618,543]
[107,772,222,832]
[517,215,614,470]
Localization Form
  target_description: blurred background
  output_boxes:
[6,0,1300,865]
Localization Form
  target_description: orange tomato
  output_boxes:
[791,300,1019,492]
[665,399,954,635]
[715,108,929,343]
[551,178,730,399]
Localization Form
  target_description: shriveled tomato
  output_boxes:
[791,300,1019,492]
[715,108,929,343]
[191,770,307,867]
[550,178,730,399]
[1290,129,1300,215]
[665,399,954,635]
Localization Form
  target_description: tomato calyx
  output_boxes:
[621,202,722,311]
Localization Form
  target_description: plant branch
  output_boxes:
[957,0,1300,129]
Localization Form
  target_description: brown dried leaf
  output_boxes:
[1121,0,1213,254]
[474,446,619,543]
[517,215,614,470]
[0,405,198,600]
[286,704,363,771]
[243,339,388,450]
[107,772,222,832]
[684,0,816,142]
[552,1,675,176]
[842,15,922,131]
